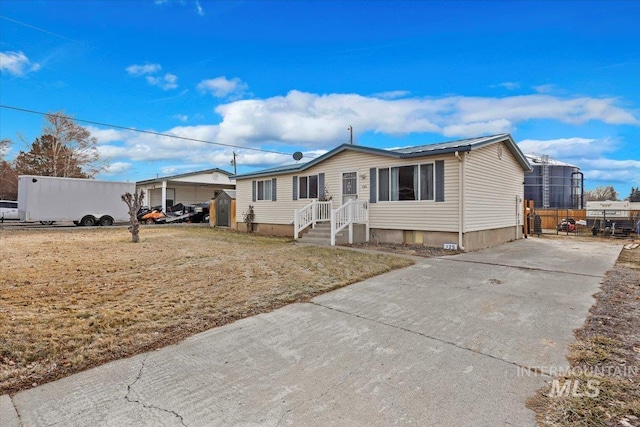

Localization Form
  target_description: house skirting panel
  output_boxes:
[462,226,521,251]
[371,226,521,251]
[236,222,294,237]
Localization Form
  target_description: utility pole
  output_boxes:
[348,125,353,144]
[231,151,237,175]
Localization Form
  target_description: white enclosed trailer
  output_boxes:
[18,175,135,226]
[586,200,631,219]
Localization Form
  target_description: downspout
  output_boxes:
[455,151,466,251]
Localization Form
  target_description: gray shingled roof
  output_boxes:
[234,133,531,179]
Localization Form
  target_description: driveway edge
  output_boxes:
[0,394,21,427]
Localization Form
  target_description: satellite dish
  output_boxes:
[293,151,303,161]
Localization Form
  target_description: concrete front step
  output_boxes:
[297,223,343,244]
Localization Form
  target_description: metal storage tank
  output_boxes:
[524,154,583,209]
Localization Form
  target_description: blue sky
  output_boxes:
[1,0,639,199]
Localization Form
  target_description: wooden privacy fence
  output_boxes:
[534,209,588,230]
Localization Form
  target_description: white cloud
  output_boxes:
[125,63,162,76]
[493,82,520,90]
[173,114,189,122]
[0,51,40,76]
[211,90,639,146]
[518,137,617,158]
[518,137,640,188]
[90,89,639,183]
[103,162,132,175]
[442,119,512,137]
[146,73,178,90]
[87,126,127,144]
[578,158,640,186]
[197,76,248,98]
[371,90,411,99]
[533,84,557,94]
[195,0,204,16]
[126,64,177,90]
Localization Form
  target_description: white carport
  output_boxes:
[136,168,235,213]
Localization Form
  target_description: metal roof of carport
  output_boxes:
[136,168,234,185]
[233,133,532,180]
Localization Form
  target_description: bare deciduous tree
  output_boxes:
[0,139,18,200]
[15,111,107,178]
[121,190,144,243]
[584,185,618,202]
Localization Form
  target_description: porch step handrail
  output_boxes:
[294,200,332,239]
[330,200,369,246]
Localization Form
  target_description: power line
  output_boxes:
[0,104,295,157]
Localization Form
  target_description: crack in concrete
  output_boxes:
[124,354,188,427]
[275,331,388,426]
[442,257,605,278]
[8,395,23,427]
[310,301,552,379]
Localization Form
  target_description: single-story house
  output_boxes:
[233,133,532,251]
[136,168,235,213]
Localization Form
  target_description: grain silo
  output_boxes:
[524,154,583,209]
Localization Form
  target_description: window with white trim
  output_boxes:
[378,163,434,201]
[298,175,318,199]
[257,179,272,201]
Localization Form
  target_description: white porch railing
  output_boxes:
[294,200,332,239]
[330,200,369,246]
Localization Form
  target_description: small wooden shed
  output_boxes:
[210,189,236,228]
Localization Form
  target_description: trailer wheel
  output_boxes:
[40,221,54,225]
[99,215,114,226]
[80,215,97,226]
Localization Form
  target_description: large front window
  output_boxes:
[378,164,434,201]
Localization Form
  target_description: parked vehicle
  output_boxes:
[139,207,167,224]
[557,218,576,232]
[0,200,19,220]
[190,202,210,223]
[18,176,135,226]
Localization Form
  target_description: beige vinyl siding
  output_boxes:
[236,150,460,232]
[464,142,525,232]
[174,185,218,204]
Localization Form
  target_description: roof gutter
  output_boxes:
[455,151,466,251]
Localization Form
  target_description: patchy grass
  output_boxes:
[0,226,412,394]
[527,245,640,426]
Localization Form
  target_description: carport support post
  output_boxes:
[161,181,167,213]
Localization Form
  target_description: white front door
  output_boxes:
[342,172,358,205]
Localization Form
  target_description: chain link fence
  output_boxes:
[527,209,640,238]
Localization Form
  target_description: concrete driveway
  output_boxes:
[3,238,621,426]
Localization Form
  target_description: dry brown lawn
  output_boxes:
[0,226,413,394]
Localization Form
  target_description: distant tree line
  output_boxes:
[0,112,106,200]
[583,185,640,203]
